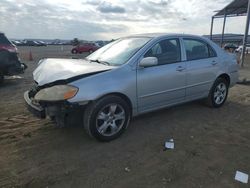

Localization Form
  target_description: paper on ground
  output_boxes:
[165,139,174,149]
[235,171,249,184]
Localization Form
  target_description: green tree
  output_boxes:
[71,38,80,46]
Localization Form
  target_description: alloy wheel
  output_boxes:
[96,103,126,136]
[213,82,227,105]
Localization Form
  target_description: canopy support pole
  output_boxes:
[241,0,250,67]
[210,16,214,40]
[220,12,227,47]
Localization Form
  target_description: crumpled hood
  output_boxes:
[33,58,114,86]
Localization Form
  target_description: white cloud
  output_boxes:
[97,2,125,13]
[0,0,245,40]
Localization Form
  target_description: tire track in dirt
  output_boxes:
[0,114,51,144]
[0,114,55,188]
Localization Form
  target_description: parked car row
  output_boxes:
[11,40,73,46]
[11,40,47,46]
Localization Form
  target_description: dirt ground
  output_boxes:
[0,46,250,188]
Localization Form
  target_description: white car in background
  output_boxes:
[235,45,250,53]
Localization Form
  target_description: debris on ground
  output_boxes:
[124,167,130,172]
[23,132,31,138]
[5,75,23,80]
[235,171,249,184]
[162,177,172,184]
[164,139,174,150]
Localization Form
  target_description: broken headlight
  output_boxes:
[34,85,78,101]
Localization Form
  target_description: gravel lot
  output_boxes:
[0,45,250,188]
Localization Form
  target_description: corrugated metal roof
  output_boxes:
[214,0,248,17]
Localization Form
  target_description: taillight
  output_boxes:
[3,45,17,53]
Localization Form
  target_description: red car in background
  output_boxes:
[71,43,99,54]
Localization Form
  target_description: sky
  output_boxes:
[0,0,246,40]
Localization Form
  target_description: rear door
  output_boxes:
[137,38,186,113]
[182,38,219,100]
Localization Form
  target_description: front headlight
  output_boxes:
[34,85,78,101]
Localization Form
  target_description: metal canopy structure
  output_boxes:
[210,0,250,66]
[214,0,248,17]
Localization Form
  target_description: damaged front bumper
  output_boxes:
[24,91,45,118]
[24,90,86,120]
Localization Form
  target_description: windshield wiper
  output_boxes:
[89,59,110,66]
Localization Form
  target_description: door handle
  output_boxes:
[176,66,185,72]
[211,61,218,66]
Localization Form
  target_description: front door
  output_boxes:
[137,38,186,113]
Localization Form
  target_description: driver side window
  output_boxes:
[144,39,181,65]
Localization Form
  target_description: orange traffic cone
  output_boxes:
[29,50,33,61]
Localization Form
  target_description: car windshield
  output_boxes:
[86,37,151,66]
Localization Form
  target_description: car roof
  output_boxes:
[126,33,204,39]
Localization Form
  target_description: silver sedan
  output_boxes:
[24,33,239,141]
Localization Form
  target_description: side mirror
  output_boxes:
[139,57,158,68]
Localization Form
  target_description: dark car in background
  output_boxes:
[0,32,26,83]
[224,43,238,52]
[71,43,99,54]
[24,40,40,46]
[11,40,23,46]
[37,41,47,46]
[12,40,47,46]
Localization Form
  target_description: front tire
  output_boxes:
[84,95,131,142]
[207,77,229,108]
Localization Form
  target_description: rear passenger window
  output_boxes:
[183,39,209,60]
[144,39,181,65]
[183,39,217,60]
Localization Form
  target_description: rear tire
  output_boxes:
[71,49,77,54]
[84,95,131,142]
[0,50,9,64]
[0,72,4,84]
[206,77,229,108]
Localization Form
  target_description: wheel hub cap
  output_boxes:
[96,104,126,136]
[214,83,227,105]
